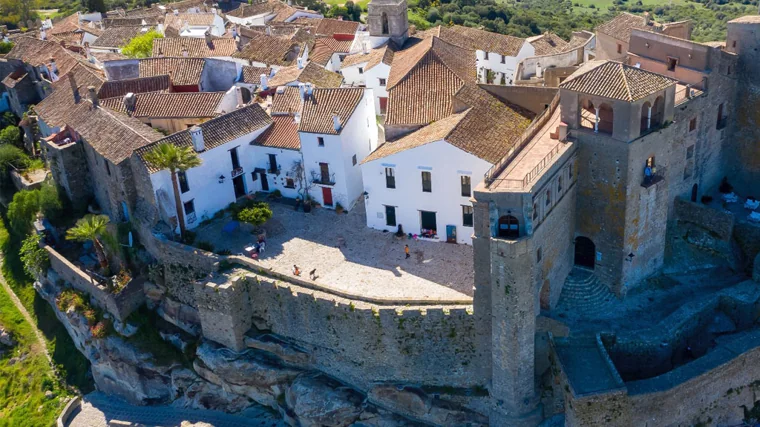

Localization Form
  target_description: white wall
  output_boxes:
[149,125,270,230]
[364,63,389,114]
[361,141,491,244]
[248,145,303,199]
[341,62,367,86]
[476,42,535,85]
[300,89,377,210]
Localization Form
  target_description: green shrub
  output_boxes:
[0,144,27,173]
[7,184,62,234]
[0,125,20,146]
[236,202,273,227]
[56,289,89,313]
[19,233,49,277]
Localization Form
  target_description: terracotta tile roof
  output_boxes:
[36,69,163,164]
[97,74,171,99]
[101,91,225,118]
[564,31,593,52]
[560,60,677,102]
[5,36,92,77]
[268,62,343,87]
[90,51,128,62]
[103,17,146,27]
[124,8,165,18]
[430,25,526,57]
[385,36,475,126]
[342,42,395,70]
[48,31,84,45]
[299,87,364,134]
[164,12,216,35]
[49,13,82,35]
[728,15,760,24]
[233,34,301,66]
[36,64,106,128]
[366,84,532,164]
[152,37,238,57]
[138,57,205,86]
[226,0,287,18]
[136,104,272,172]
[240,65,271,84]
[1,70,28,89]
[290,17,322,26]
[315,18,359,36]
[310,36,352,66]
[160,0,211,13]
[596,12,660,43]
[271,86,302,114]
[527,33,569,56]
[252,115,300,150]
[91,26,149,48]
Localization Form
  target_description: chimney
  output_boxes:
[260,73,268,90]
[123,92,136,115]
[157,48,164,57]
[337,16,343,21]
[87,85,98,108]
[363,42,369,54]
[298,82,307,100]
[40,28,46,40]
[558,122,568,142]
[181,45,188,57]
[69,74,80,104]
[204,31,212,47]
[643,11,650,25]
[305,82,313,96]
[265,26,271,36]
[297,56,304,69]
[189,126,205,152]
[231,26,237,39]
[536,62,543,78]
[235,86,244,106]
[332,111,341,132]
[49,57,58,74]
[174,9,179,15]
[294,111,301,123]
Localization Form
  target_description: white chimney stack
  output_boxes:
[536,63,543,78]
[123,92,136,114]
[235,86,244,106]
[182,45,188,57]
[304,82,313,96]
[204,31,212,47]
[260,74,268,90]
[40,28,46,40]
[332,111,341,132]
[174,9,179,15]
[643,11,650,25]
[190,126,205,152]
[298,82,307,100]
[294,112,301,123]
[297,57,304,69]
[363,42,369,54]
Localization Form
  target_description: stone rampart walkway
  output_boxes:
[67,392,285,427]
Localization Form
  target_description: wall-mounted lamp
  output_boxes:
[363,191,369,200]
[218,174,226,184]
[625,252,635,262]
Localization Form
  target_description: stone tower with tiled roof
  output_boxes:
[367,0,408,48]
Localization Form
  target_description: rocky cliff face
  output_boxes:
[35,279,486,427]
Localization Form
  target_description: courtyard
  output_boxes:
[193,199,474,304]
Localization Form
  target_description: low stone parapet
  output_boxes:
[674,197,735,241]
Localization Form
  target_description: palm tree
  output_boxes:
[66,214,111,273]
[142,142,202,240]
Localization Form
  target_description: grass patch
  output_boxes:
[0,205,93,393]
[0,271,70,427]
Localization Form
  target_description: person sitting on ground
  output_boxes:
[293,265,301,276]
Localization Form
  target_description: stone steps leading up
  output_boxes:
[556,268,616,315]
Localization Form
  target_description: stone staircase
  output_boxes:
[556,267,616,316]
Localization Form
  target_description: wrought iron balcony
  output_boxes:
[267,163,281,175]
[231,166,244,179]
[312,171,336,186]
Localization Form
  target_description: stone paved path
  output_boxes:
[0,256,52,366]
[67,392,285,427]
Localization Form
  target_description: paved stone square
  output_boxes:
[194,200,474,303]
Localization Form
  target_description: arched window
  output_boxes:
[381,12,389,35]
[598,103,614,134]
[580,99,595,130]
[651,96,665,127]
[640,101,652,132]
[498,215,519,239]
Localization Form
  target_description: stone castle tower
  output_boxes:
[367,0,408,48]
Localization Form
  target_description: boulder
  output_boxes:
[244,334,312,367]
[285,375,364,427]
[0,327,15,347]
[367,385,488,427]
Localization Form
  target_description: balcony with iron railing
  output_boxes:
[267,162,281,175]
[311,171,336,186]
[231,166,244,179]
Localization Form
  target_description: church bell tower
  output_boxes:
[367,0,408,48]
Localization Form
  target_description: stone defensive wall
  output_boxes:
[44,244,145,322]
[674,198,735,242]
[555,280,760,427]
[194,269,487,392]
[141,231,486,392]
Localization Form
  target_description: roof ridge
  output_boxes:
[95,101,157,144]
[619,62,633,102]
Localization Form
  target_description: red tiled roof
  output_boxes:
[560,60,677,102]
[315,18,359,37]
[253,115,300,150]
[299,87,364,134]
[138,57,205,86]
[268,62,343,88]
[97,74,171,99]
[100,91,225,118]
[152,37,238,57]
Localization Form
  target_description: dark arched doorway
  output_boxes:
[498,215,519,239]
[691,183,698,202]
[574,236,595,269]
[381,12,389,35]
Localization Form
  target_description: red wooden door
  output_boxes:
[379,97,388,114]
[322,187,333,206]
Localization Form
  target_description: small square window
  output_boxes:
[617,43,622,54]
[667,57,678,72]
[500,55,505,64]
[421,171,432,193]
[318,137,325,147]
[379,78,386,86]
[352,154,357,166]
[689,117,697,132]
[285,178,295,188]
[686,145,694,159]
[537,247,542,263]
[358,67,364,74]
[183,199,195,215]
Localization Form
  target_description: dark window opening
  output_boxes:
[537,247,542,263]
[545,189,551,206]
[285,178,295,188]
[617,43,622,54]
[461,175,471,197]
[381,12,389,35]
[318,137,325,147]
[385,205,396,226]
[268,153,278,173]
[352,154,357,166]
[689,117,697,132]
[498,215,519,239]
[230,147,241,169]
[183,199,195,215]
[462,205,473,227]
[178,170,190,193]
[385,167,395,189]
[574,236,595,269]
[667,57,678,71]
[421,171,432,193]
[533,203,538,221]
[716,103,727,129]
[379,78,386,86]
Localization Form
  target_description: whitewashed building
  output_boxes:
[137,104,273,230]
[341,43,394,114]
[361,85,532,244]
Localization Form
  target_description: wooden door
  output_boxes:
[322,187,333,206]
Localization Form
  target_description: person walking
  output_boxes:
[293,265,301,276]
[405,244,410,259]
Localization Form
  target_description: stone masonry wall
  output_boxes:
[243,272,485,391]
[674,197,735,241]
[194,276,252,351]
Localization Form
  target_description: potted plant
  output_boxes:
[335,202,344,214]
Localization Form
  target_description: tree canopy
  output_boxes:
[121,29,163,59]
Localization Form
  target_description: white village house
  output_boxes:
[361,85,532,244]
[341,42,394,114]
